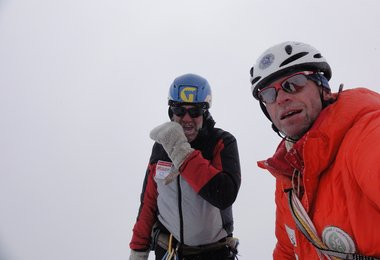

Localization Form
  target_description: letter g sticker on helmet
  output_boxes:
[180,86,197,102]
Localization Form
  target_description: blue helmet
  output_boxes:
[168,73,212,109]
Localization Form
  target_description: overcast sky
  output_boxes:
[1,0,380,259]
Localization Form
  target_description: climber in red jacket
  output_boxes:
[249,41,380,259]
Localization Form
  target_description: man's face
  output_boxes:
[171,105,204,142]
[262,73,332,140]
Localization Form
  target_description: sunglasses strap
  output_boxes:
[287,190,379,260]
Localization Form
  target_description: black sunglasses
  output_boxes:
[171,106,205,118]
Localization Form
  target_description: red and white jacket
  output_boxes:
[130,123,241,250]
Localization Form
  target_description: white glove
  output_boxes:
[150,121,194,169]
[129,249,149,260]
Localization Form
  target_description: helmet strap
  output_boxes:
[168,106,174,119]
[260,101,272,121]
[197,110,215,138]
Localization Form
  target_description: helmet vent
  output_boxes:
[279,52,308,67]
[250,67,254,77]
[285,45,293,55]
[314,53,322,58]
[251,76,261,85]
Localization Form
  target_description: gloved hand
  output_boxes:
[150,121,194,169]
[129,249,149,260]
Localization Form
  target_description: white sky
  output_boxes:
[1,0,380,259]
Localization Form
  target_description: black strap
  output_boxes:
[177,175,184,255]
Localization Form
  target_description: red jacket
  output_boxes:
[258,88,380,259]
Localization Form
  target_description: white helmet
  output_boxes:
[250,41,332,99]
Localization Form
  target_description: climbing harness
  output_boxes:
[157,232,239,259]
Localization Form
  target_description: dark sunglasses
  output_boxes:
[171,106,205,118]
[258,72,315,104]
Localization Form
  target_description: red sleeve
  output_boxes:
[129,163,158,250]
[180,150,219,192]
[180,136,241,210]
